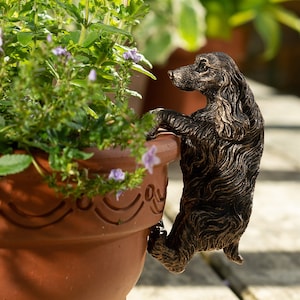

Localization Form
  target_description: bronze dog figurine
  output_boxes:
[147,52,264,273]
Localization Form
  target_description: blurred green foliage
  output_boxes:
[135,0,300,63]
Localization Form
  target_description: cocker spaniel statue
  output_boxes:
[147,52,264,274]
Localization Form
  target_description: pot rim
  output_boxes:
[77,133,180,172]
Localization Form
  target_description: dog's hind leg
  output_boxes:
[223,241,244,264]
[147,211,199,274]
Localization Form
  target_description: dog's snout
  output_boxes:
[168,70,174,80]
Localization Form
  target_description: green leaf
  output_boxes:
[70,79,88,88]
[131,64,157,80]
[271,5,300,33]
[68,30,81,43]
[82,31,99,47]
[142,31,173,65]
[84,106,98,119]
[0,154,32,176]
[254,10,281,59]
[46,60,59,79]
[178,3,198,48]
[0,116,5,127]
[56,1,83,24]
[68,149,94,160]
[177,0,206,51]
[91,23,131,37]
[229,10,256,27]
[17,32,33,46]
[125,89,142,99]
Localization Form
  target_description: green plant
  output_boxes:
[213,0,300,59]
[0,0,157,198]
[133,0,206,64]
[135,0,300,64]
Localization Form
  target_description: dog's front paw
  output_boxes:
[146,108,166,140]
[146,127,159,140]
[149,108,166,123]
[149,107,165,114]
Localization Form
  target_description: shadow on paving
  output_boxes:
[258,170,300,181]
[137,251,300,287]
[265,125,300,131]
[136,253,227,287]
[207,251,300,287]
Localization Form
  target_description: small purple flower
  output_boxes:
[115,190,123,201]
[108,169,125,201]
[52,46,71,59]
[0,28,4,54]
[47,34,52,43]
[108,168,125,182]
[142,145,160,174]
[88,69,97,82]
[123,48,142,63]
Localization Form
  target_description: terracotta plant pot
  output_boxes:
[0,134,180,300]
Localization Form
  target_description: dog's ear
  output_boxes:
[214,69,251,141]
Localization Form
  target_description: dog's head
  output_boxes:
[168,52,242,95]
[169,52,258,141]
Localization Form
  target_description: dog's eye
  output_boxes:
[195,60,208,73]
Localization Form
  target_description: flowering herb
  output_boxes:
[108,169,126,200]
[0,0,156,199]
[51,46,71,58]
[123,48,142,63]
[109,169,126,182]
[142,145,161,174]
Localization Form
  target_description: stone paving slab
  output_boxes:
[129,285,238,300]
[264,130,300,169]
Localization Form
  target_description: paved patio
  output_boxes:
[128,79,300,300]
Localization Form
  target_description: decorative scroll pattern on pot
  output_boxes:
[0,183,166,229]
